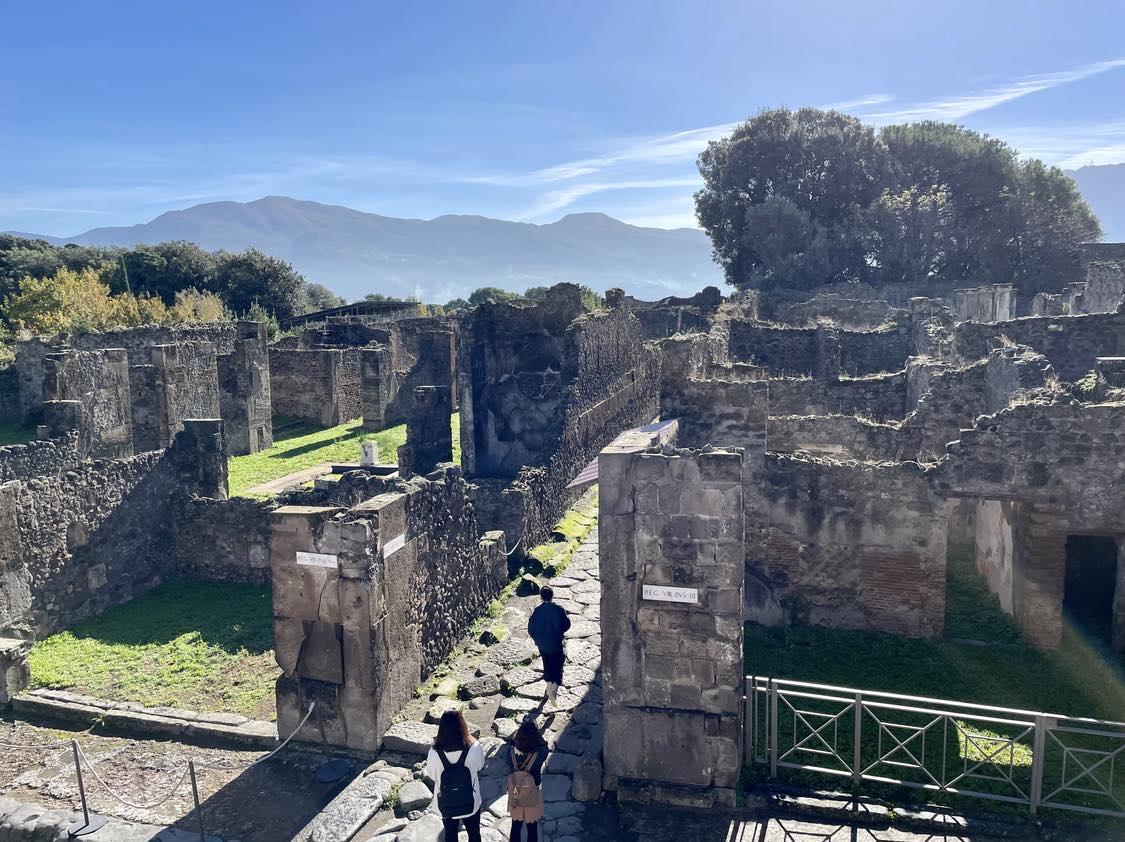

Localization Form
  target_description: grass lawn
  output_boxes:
[0,420,37,447]
[745,547,1125,719]
[28,580,280,720]
[227,413,461,497]
[744,546,1125,816]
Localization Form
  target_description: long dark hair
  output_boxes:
[434,709,474,752]
[513,719,546,753]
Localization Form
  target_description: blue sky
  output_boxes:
[2,0,1124,236]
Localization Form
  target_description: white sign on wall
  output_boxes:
[642,584,698,604]
[296,551,338,569]
[382,533,406,559]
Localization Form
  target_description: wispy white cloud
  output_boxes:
[822,93,894,111]
[863,57,1125,123]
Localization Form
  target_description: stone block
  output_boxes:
[382,721,438,755]
[572,754,603,802]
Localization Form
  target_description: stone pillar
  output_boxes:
[271,493,419,752]
[219,322,273,455]
[0,637,31,705]
[44,349,133,459]
[360,345,395,431]
[600,425,745,807]
[397,385,453,477]
[1011,504,1066,649]
[167,419,229,499]
[129,344,182,453]
[1114,540,1125,654]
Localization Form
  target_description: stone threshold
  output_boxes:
[10,689,278,749]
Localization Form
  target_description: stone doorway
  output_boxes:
[1063,534,1118,646]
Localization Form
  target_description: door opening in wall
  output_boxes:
[1063,534,1118,645]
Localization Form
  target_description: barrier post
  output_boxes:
[68,741,107,837]
[189,760,206,842]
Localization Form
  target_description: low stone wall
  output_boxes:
[768,294,905,331]
[766,414,918,461]
[953,311,1125,381]
[0,420,226,639]
[172,496,273,585]
[0,433,81,483]
[767,372,908,422]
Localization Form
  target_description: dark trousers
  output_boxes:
[541,649,564,685]
[510,819,539,842]
[442,810,481,842]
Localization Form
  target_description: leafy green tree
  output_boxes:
[468,286,520,306]
[212,248,308,320]
[304,282,345,312]
[696,110,1101,296]
[443,297,470,313]
[696,108,891,290]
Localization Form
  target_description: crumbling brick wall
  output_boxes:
[767,373,908,421]
[760,454,947,637]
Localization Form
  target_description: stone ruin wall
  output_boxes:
[12,322,270,456]
[0,420,227,640]
[599,431,744,807]
[953,310,1125,381]
[43,348,133,459]
[0,433,81,483]
[269,347,362,427]
[761,454,947,637]
[270,465,507,751]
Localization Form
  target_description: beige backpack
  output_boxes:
[506,750,544,822]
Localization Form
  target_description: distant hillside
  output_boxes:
[1067,163,1125,242]
[19,196,721,301]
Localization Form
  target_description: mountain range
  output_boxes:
[12,163,1124,302]
[13,197,721,302]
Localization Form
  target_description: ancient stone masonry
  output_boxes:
[218,321,273,454]
[728,319,914,378]
[766,372,908,422]
[619,286,724,340]
[600,425,744,808]
[397,385,453,477]
[761,454,947,636]
[0,368,18,423]
[458,284,660,552]
[950,284,1015,323]
[270,465,506,752]
[13,321,271,456]
[953,310,1125,381]
[362,320,457,431]
[0,433,80,483]
[764,293,906,331]
[43,348,133,459]
[269,348,362,427]
[172,496,273,585]
[0,419,226,640]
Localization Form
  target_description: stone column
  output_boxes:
[600,425,745,807]
[398,385,454,477]
[361,345,395,431]
[219,323,272,455]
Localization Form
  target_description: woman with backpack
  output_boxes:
[425,709,485,842]
[506,719,548,842]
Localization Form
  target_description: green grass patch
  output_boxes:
[0,420,37,447]
[744,546,1125,817]
[526,486,599,578]
[28,580,280,720]
[227,413,461,497]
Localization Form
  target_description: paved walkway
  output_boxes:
[361,530,610,841]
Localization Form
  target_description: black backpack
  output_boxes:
[436,749,475,817]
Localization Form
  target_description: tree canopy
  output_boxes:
[0,235,345,335]
[694,109,1102,296]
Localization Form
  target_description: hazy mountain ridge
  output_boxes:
[17,197,721,301]
[1066,164,1125,242]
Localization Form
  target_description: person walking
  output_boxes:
[527,585,570,710]
[506,719,548,841]
[425,709,484,842]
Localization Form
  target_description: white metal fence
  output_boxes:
[745,676,1125,819]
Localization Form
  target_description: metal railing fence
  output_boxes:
[745,676,1125,819]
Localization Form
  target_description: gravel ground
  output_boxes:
[0,716,357,841]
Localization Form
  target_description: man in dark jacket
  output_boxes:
[527,586,570,710]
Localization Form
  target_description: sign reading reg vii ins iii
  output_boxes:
[642,584,698,604]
